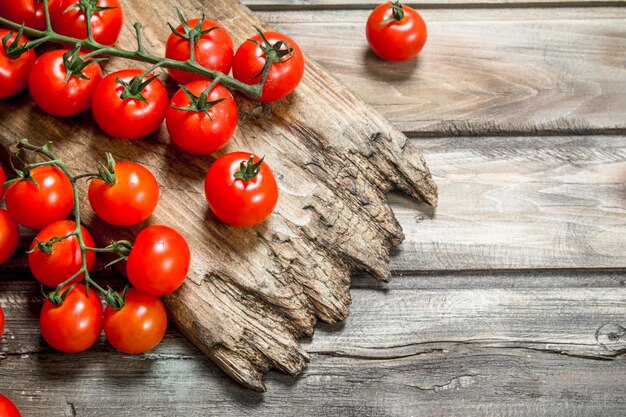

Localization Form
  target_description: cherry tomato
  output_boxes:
[52,0,123,47]
[366,1,427,62]
[0,29,37,99]
[166,80,238,155]
[0,0,58,31]
[0,394,22,417]
[88,161,159,226]
[126,225,190,295]
[0,165,6,201]
[0,209,19,265]
[0,303,5,337]
[205,152,278,227]
[232,31,304,103]
[104,288,167,354]
[5,165,74,230]
[29,49,103,117]
[28,220,95,288]
[92,69,169,140]
[165,18,233,85]
[40,284,103,353]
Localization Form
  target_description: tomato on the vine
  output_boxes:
[40,284,103,353]
[52,0,123,47]
[205,152,279,227]
[5,165,74,230]
[92,69,169,140]
[165,17,234,85]
[104,288,167,354]
[0,209,19,265]
[88,161,159,226]
[232,31,304,103]
[366,1,427,62]
[29,48,103,117]
[0,394,22,417]
[0,0,58,31]
[28,220,96,288]
[0,29,37,99]
[126,225,190,295]
[166,80,238,155]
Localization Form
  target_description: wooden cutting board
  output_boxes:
[0,0,437,391]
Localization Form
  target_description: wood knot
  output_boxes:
[595,323,626,351]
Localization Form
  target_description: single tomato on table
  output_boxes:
[166,80,238,155]
[52,0,123,46]
[0,394,22,417]
[205,152,278,227]
[0,209,19,265]
[40,284,103,353]
[0,0,58,31]
[5,165,74,230]
[0,29,37,99]
[165,17,233,85]
[366,1,427,62]
[232,30,304,103]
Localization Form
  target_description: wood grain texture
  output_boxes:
[0,0,437,391]
[257,7,626,136]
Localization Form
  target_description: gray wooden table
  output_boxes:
[1,0,626,415]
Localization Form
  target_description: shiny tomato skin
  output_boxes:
[28,220,96,288]
[0,165,6,202]
[52,0,123,46]
[126,225,190,295]
[0,0,58,31]
[5,165,74,230]
[92,69,169,140]
[40,284,103,353]
[165,18,234,85]
[88,161,159,226]
[0,394,22,417]
[232,31,304,103]
[205,152,278,227]
[0,209,19,265]
[366,3,427,62]
[29,49,103,117]
[0,29,37,99]
[104,288,167,354]
[166,80,238,155]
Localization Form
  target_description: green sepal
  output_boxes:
[377,0,405,26]
[234,155,265,182]
[172,82,225,119]
[105,285,128,310]
[44,284,76,306]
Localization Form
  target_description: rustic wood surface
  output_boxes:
[1,0,626,415]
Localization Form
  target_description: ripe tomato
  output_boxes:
[0,165,6,201]
[126,225,190,295]
[165,18,233,85]
[0,209,19,265]
[0,394,22,417]
[52,0,123,46]
[92,68,169,140]
[104,288,167,354]
[29,49,103,117]
[0,29,37,99]
[28,220,95,288]
[5,165,74,230]
[88,161,159,226]
[40,284,103,353]
[166,80,238,155]
[232,31,304,103]
[366,1,427,62]
[0,0,58,31]
[205,152,278,227]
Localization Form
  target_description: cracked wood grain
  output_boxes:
[0,0,436,391]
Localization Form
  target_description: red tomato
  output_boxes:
[0,0,58,31]
[232,31,304,103]
[0,303,4,337]
[5,165,74,230]
[165,18,233,85]
[166,80,238,155]
[29,49,103,117]
[366,1,427,62]
[52,0,123,46]
[88,161,159,226]
[0,209,19,265]
[28,220,95,288]
[0,29,37,99]
[0,394,22,417]
[40,284,103,353]
[205,152,278,227]
[0,165,6,201]
[92,69,169,140]
[126,225,190,295]
[104,288,167,354]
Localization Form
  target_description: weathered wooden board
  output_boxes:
[0,0,437,391]
[258,7,626,136]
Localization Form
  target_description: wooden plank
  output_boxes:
[257,7,626,136]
